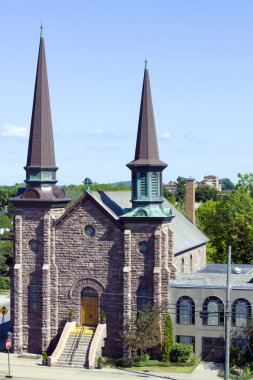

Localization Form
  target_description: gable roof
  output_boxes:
[92,190,208,254]
[55,191,123,230]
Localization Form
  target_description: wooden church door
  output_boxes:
[81,288,98,326]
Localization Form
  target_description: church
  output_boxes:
[10,29,208,359]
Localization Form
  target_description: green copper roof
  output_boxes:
[120,204,173,219]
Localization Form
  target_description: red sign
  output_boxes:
[6,339,11,350]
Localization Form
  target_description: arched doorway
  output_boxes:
[81,287,98,326]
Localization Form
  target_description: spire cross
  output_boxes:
[40,22,44,38]
[145,59,148,69]
[83,177,93,193]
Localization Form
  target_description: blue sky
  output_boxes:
[1,0,253,185]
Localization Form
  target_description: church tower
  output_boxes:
[11,27,69,354]
[120,63,175,355]
[121,62,172,220]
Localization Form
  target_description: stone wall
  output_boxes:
[173,244,206,274]
[122,221,176,356]
[54,197,124,357]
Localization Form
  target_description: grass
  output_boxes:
[103,358,198,373]
[219,369,253,379]
[128,365,195,373]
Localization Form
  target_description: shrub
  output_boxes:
[115,358,134,368]
[97,356,103,364]
[169,343,193,363]
[100,310,106,321]
[0,277,10,290]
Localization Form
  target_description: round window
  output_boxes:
[84,225,95,238]
[29,240,40,252]
[139,241,150,254]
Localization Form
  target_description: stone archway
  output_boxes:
[68,277,105,325]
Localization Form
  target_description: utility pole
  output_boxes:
[224,246,231,380]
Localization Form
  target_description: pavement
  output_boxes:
[0,353,222,380]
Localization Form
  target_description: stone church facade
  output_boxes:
[10,30,208,356]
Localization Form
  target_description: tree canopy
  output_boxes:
[219,178,235,191]
[195,185,219,203]
[121,306,162,358]
[196,188,253,263]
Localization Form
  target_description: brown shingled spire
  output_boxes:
[25,28,57,183]
[127,62,167,168]
[124,63,168,213]
[10,28,70,206]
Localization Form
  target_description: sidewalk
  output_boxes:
[0,353,221,380]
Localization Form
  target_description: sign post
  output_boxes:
[5,338,12,378]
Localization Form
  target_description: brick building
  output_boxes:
[10,31,208,357]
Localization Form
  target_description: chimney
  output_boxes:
[185,178,195,224]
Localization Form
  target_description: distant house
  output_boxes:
[163,181,177,195]
[203,175,222,191]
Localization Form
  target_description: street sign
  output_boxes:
[6,339,11,350]
[0,306,8,316]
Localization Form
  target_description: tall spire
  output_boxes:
[25,26,57,185]
[127,62,167,168]
[121,63,172,220]
[11,27,70,206]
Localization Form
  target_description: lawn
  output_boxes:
[129,365,195,373]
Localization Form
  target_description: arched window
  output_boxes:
[190,255,193,272]
[202,297,224,326]
[176,296,195,325]
[28,272,41,314]
[181,258,185,273]
[232,299,251,327]
[137,277,150,312]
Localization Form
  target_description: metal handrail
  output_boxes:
[68,326,85,366]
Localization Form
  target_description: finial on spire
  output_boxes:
[145,59,148,69]
[40,22,44,38]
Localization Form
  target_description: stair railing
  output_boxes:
[68,325,85,366]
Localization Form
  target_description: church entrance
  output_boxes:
[81,287,98,326]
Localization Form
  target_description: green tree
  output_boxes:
[196,189,253,263]
[122,306,162,358]
[219,178,234,191]
[236,173,253,197]
[161,312,173,362]
[163,188,176,205]
[0,240,13,275]
[175,176,186,202]
[195,185,219,203]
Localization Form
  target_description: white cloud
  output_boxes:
[1,125,28,138]
[160,132,171,140]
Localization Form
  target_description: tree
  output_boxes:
[175,176,186,202]
[0,240,13,275]
[196,189,253,263]
[122,306,162,358]
[195,185,219,203]
[163,188,176,205]
[161,312,173,362]
[219,178,235,191]
[236,173,253,197]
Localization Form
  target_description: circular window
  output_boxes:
[84,225,95,238]
[139,241,150,254]
[29,240,40,252]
